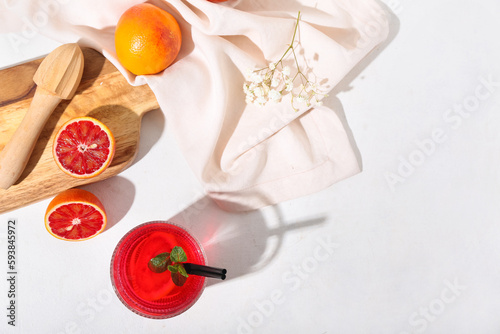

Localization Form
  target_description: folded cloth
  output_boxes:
[1,0,389,211]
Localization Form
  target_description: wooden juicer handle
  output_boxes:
[0,43,84,189]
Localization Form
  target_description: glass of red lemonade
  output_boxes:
[111,221,207,318]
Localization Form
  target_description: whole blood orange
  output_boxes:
[45,188,107,241]
[53,117,115,179]
[115,3,182,75]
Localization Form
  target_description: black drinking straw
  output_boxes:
[184,263,227,280]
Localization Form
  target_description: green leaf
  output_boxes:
[177,264,188,278]
[170,246,187,263]
[168,264,189,286]
[148,252,171,273]
[171,269,188,286]
[149,246,189,286]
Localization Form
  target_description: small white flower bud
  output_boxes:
[255,96,268,106]
[296,95,306,103]
[282,66,291,76]
[254,86,264,97]
[251,73,263,84]
[269,89,282,102]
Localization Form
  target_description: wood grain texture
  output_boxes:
[0,44,85,189]
[0,47,160,213]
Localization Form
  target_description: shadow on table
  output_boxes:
[82,175,136,232]
[329,2,400,171]
[168,196,327,287]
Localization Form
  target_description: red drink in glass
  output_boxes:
[111,221,206,318]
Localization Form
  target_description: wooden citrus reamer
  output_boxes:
[0,43,84,189]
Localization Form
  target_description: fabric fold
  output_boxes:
[0,0,389,211]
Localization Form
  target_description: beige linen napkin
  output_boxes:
[1,0,389,211]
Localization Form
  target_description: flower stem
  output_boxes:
[276,12,301,64]
[243,11,327,109]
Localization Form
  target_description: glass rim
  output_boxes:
[110,220,207,319]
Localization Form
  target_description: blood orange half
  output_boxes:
[53,117,115,178]
[45,188,107,241]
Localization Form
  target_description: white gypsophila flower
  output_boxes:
[295,95,306,103]
[262,83,270,94]
[254,86,265,97]
[271,77,280,88]
[268,89,282,102]
[245,85,255,97]
[242,13,328,112]
[282,66,291,77]
[255,96,268,106]
[251,73,263,84]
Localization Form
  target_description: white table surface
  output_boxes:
[1,0,500,333]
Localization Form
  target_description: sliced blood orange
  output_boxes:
[45,188,107,241]
[53,117,115,178]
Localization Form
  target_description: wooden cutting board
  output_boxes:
[0,47,160,213]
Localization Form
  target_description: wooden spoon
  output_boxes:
[0,43,84,190]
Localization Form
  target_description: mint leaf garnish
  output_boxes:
[168,263,189,286]
[148,252,171,273]
[170,267,188,286]
[177,264,188,278]
[169,247,188,286]
[149,246,189,286]
[170,246,187,263]
[168,263,188,278]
